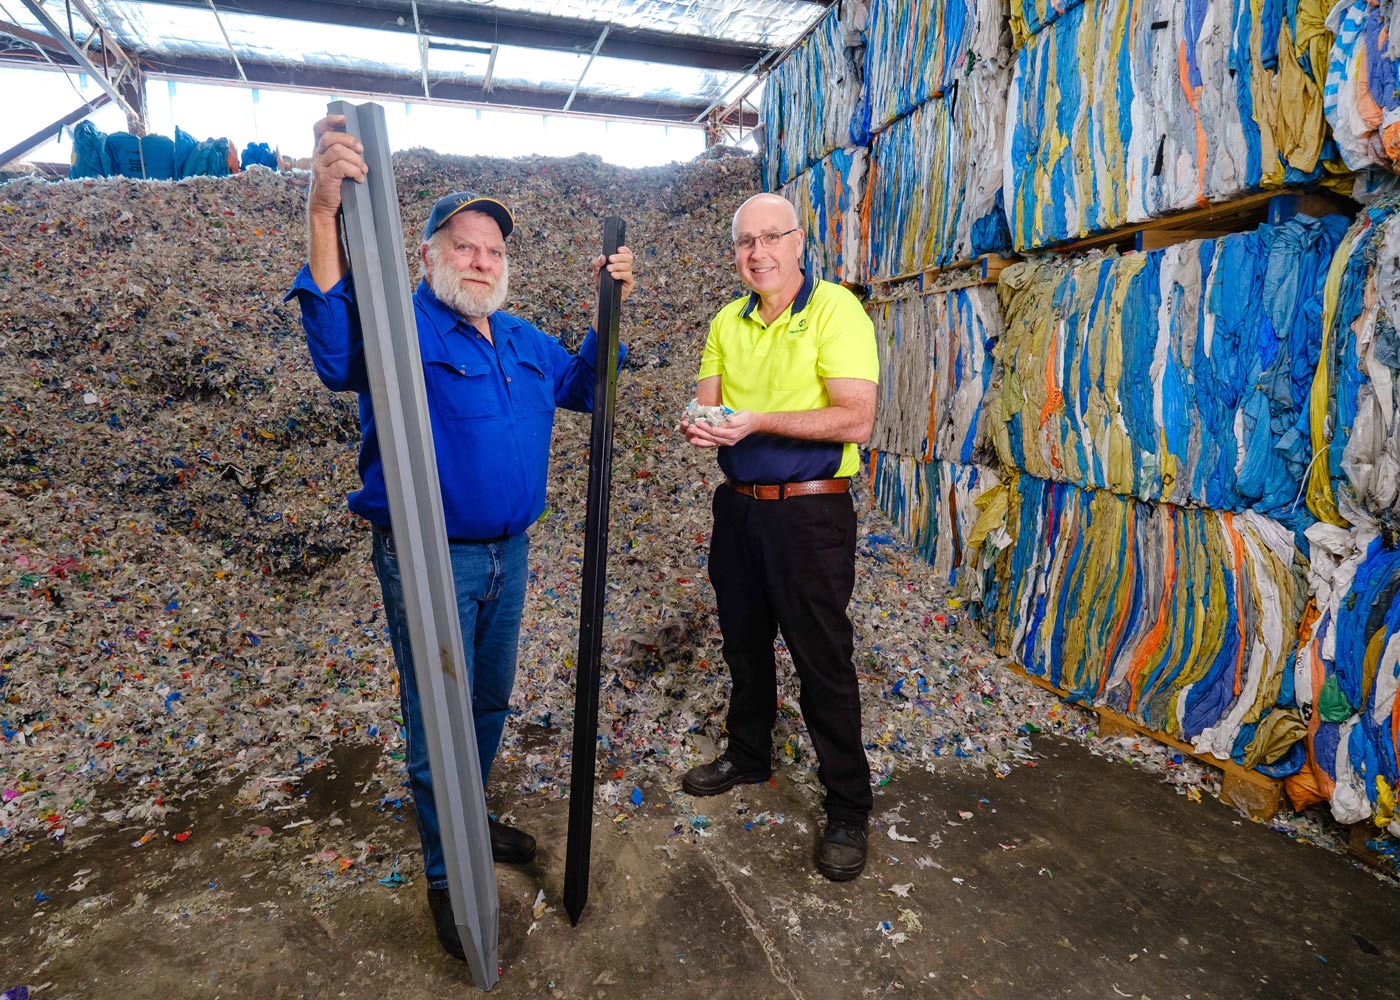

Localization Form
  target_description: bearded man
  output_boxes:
[286,114,634,961]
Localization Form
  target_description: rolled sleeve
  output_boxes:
[554,326,628,411]
[286,264,368,393]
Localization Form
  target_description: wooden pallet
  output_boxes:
[858,188,1354,301]
[1347,823,1400,875]
[1048,188,1357,255]
[867,253,1020,300]
[1003,662,1283,821]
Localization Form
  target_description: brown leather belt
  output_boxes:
[727,478,850,500]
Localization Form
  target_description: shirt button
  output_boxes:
[506,377,513,383]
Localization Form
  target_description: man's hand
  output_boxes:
[683,410,758,448]
[593,245,636,327]
[307,115,367,292]
[308,115,367,222]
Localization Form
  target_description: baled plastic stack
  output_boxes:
[868,285,1001,466]
[759,0,869,190]
[1004,0,1344,250]
[1292,525,1400,832]
[865,62,1013,278]
[1323,0,1400,175]
[1290,199,1400,832]
[863,0,1011,133]
[967,472,1309,771]
[778,146,867,283]
[869,454,999,584]
[1007,0,1089,47]
[989,215,1349,528]
[866,284,1002,582]
[1306,201,1400,534]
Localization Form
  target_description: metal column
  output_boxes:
[329,100,499,990]
[564,216,627,926]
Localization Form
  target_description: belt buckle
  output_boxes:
[755,483,781,500]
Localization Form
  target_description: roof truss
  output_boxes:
[1,0,828,126]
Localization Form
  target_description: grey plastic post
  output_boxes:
[329,100,499,990]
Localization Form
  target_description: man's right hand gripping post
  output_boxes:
[307,114,369,293]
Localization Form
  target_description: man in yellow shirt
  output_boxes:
[681,193,879,880]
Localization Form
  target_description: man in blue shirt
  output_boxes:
[287,114,634,961]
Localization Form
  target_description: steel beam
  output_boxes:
[329,99,499,990]
[129,52,731,123]
[128,0,772,72]
[206,0,249,82]
[562,26,607,113]
[411,0,429,98]
[0,18,66,53]
[116,58,148,135]
[0,92,111,168]
[18,0,142,126]
[564,215,626,927]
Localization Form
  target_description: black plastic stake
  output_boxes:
[564,216,626,926]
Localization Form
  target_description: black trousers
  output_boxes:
[708,483,872,823]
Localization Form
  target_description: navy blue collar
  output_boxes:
[740,269,815,321]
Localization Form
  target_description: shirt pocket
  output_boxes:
[426,359,497,421]
[768,336,820,391]
[513,357,555,413]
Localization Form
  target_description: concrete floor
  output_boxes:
[3,735,1398,999]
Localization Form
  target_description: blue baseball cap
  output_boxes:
[422,191,514,241]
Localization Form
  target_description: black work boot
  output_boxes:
[817,817,867,881]
[426,887,466,961]
[680,756,771,797]
[489,817,537,864]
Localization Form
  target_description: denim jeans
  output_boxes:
[371,525,529,888]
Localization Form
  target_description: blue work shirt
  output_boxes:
[287,264,625,540]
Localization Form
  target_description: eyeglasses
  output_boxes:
[733,228,799,252]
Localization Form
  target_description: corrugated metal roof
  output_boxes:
[2,0,830,117]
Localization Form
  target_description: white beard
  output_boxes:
[426,247,510,320]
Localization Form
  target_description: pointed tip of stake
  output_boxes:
[565,895,585,926]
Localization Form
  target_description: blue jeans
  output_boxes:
[371,525,529,889]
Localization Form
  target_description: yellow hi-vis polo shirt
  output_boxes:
[698,271,878,484]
